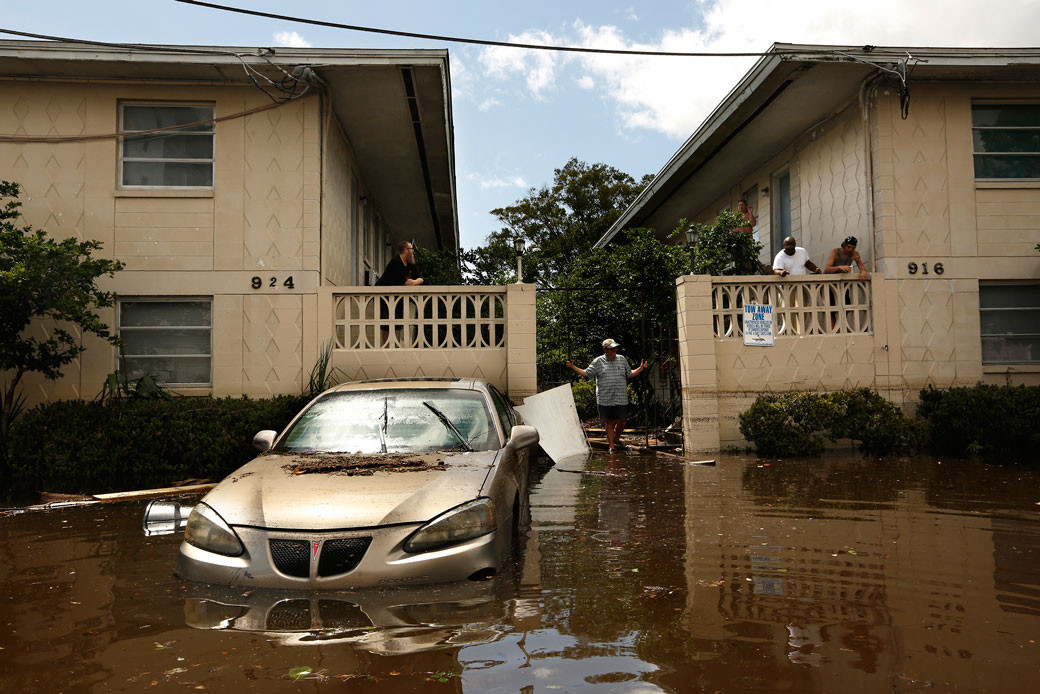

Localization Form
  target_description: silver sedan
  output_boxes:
[173,378,538,589]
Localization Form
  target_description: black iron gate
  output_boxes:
[535,286,683,449]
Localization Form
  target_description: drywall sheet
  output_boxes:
[515,384,590,463]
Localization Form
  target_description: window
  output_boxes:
[119,299,212,385]
[772,170,791,255]
[120,104,214,187]
[971,104,1040,179]
[980,284,1040,365]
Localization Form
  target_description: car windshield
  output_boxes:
[275,388,499,453]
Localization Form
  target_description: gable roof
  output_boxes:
[0,39,458,250]
[595,43,1040,247]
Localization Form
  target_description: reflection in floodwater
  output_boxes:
[0,453,1038,692]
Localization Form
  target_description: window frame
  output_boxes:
[118,102,216,190]
[979,282,1040,366]
[971,101,1040,181]
[117,297,214,387]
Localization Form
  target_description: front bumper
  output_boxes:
[174,522,504,589]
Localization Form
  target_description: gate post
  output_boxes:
[675,275,720,454]
[506,283,537,402]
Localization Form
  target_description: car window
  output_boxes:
[276,389,498,453]
[487,386,514,440]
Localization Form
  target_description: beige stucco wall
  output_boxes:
[0,79,383,403]
[677,80,1040,452]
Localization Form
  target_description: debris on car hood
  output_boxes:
[283,453,448,476]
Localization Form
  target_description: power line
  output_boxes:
[173,0,788,57]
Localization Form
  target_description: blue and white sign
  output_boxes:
[743,304,774,346]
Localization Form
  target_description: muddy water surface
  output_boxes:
[1,453,1038,693]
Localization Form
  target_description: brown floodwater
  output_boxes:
[1,453,1038,693]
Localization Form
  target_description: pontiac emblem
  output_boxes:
[311,540,322,561]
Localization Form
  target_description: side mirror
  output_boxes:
[252,430,277,452]
[508,424,538,450]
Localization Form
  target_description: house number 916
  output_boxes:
[251,276,295,289]
[907,262,943,276]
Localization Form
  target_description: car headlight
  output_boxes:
[184,503,244,557]
[404,498,497,553]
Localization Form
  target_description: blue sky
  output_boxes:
[5,1,1039,249]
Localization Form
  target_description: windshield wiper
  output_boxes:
[422,401,472,452]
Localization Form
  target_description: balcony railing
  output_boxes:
[711,276,872,338]
[332,287,507,350]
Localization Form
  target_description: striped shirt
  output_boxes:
[584,354,632,406]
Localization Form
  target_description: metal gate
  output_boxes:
[535,286,682,449]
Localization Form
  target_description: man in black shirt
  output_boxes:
[376,241,423,345]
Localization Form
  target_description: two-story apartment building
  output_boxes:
[596,44,1040,451]
[1,40,537,405]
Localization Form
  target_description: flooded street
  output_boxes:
[2,452,1038,693]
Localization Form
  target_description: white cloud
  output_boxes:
[477,96,501,111]
[469,173,529,189]
[273,31,311,48]
[476,0,1040,139]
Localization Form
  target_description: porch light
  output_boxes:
[513,237,526,283]
[685,224,698,274]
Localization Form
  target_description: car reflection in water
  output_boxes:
[182,578,519,654]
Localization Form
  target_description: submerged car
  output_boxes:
[172,378,538,589]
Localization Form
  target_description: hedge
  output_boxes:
[3,395,310,495]
[916,384,1040,462]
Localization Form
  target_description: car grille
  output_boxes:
[269,537,372,578]
[269,539,310,578]
[317,537,372,576]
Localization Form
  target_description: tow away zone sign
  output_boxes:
[743,304,774,346]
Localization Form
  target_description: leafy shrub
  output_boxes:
[739,389,920,457]
[917,384,1040,462]
[4,395,310,495]
[571,379,597,421]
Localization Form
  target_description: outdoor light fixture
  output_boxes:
[513,237,526,283]
[685,224,698,274]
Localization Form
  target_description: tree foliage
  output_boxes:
[472,158,653,287]
[538,228,689,372]
[0,181,124,440]
[681,210,764,275]
[413,245,467,285]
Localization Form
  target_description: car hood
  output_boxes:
[202,450,499,530]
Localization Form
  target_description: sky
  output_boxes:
[4,1,1040,249]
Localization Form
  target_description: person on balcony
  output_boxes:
[375,241,424,345]
[824,236,868,281]
[733,199,756,233]
[772,236,822,277]
[565,339,648,454]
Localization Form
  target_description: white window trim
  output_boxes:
[117,297,214,387]
[118,102,216,190]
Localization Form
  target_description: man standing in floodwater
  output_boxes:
[566,339,648,453]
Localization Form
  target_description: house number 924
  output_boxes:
[907,262,943,276]
[251,276,295,289]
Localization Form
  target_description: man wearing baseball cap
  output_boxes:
[566,338,648,453]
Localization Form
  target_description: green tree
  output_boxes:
[540,227,689,373]
[0,181,124,441]
[472,158,653,286]
[413,245,468,285]
[682,210,764,275]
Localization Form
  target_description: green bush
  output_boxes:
[917,384,1040,462]
[739,388,920,458]
[571,379,598,421]
[4,395,310,495]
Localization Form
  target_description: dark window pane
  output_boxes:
[123,161,213,187]
[980,309,1040,336]
[979,285,1040,309]
[972,129,1040,153]
[123,132,213,159]
[121,301,211,327]
[973,154,1040,179]
[122,356,212,384]
[123,105,214,132]
[981,336,1040,364]
[971,104,1040,127]
[121,329,211,356]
